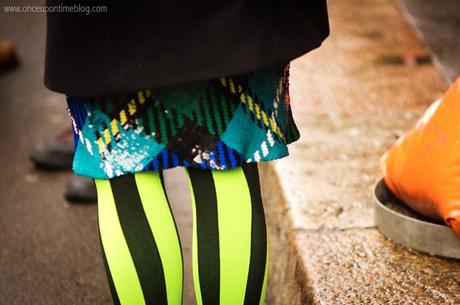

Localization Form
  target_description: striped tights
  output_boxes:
[94,163,269,305]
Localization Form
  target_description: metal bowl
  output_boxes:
[374,179,460,259]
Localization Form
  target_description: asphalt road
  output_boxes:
[0,4,196,305]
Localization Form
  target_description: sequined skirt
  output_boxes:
[67,64,300,179]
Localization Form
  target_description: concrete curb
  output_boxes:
[260,164,314,305]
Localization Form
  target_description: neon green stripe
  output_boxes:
[134,172,183,305]
[212,168,252,305]
[95,179,146,305]
[184,169,204,305]
[259,234,269,305]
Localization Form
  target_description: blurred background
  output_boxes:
[0,0,459,304]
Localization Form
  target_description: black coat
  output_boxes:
[44,1,329,97]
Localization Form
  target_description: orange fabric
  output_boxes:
[381,78,460,239]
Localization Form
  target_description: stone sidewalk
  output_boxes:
[262,0,460,304]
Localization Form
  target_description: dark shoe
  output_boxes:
[31,129,74,170]
[0,40,19,72]
[65,175,97,203]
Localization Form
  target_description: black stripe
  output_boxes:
[95,130,101,141]
[171,108,180,134]
[151,103,163,143]
[206,88,220,136]
[110,175,168,305]
[220,142,230,169]
[226,89,237,115]
[214,90,228,131]
[191,110,199,125]
[129,115,138,131]
[139,107,151,136]
[187,168,220,305]
[101,121,108,132]
[214,78,238,117]
[158,100,173,141]
[159,171,184,305]
[242,163,268,305]
[157,150,164,169]
[198,98,209,131]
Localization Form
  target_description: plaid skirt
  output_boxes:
[67,64,299,179]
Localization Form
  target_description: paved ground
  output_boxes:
[1,0,459,304]
[263,0,460,304]
[0,5,196,305]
